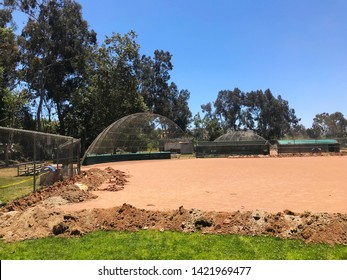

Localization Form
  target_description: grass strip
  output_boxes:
[1,230,346,260]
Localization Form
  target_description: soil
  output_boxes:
[0,163,346,245]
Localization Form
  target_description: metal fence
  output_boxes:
[276,139,340,154]
[195,141,270,158]
[0,126,80,204]
[336,138,347,151]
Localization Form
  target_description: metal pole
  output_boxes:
[69,138,74,177]
[33,134,37,192]
[77,139,81,174]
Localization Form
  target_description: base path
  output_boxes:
[60,156,347,214]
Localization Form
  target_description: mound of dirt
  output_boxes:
[0,203,346,244]
[1,167,128,212]
[0,167,346,245]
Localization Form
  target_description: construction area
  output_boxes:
[1,116,347,246]
[0,155,346,245]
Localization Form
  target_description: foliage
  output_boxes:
[0,26,21,125]
[214,88,244,130]
[90,31,147,129]
[196,88,300,140]
[63,31,149,151]
[17,0,97,133]
[192,103,223,141]
[136,50,192,131]
[1,89,33,128]
[2,0,345,146]
[284,124,310,139]
[308,112,347,138]
[0,230,346,260]
[1,0,192,150]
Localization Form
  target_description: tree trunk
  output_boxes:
[56,103,65,135]
[4,143,9,167]
[36,91,44,131]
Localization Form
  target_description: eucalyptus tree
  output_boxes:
[168,85,191,132]
[310,112,347,138]
[214,88,244,130]
[206,88,299,140]
[88,31,148,134]
[136,50,192,130]
[192,103,223,141]
[0,27,16,118]
[0,25,27,127]
[14,0,96,133]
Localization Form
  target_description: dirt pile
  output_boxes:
[1,202,346,244]
[0,167,346,245]
[1,167,128,212]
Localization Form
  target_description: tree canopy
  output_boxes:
[1,0,192,150]
[1,0,346,151]
[195,88,300,140]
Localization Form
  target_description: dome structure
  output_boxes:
[83,113,190,164]
[195,130,270,158]
[214,130,267,142]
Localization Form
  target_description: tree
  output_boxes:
[192,103,223,141]
[310,112,347,138]
[240,89,299,139]
[204,88,299,140]
[285,124,309,139]
[167,85,192,132]
[0,26,20,125]
[18,0,96,133]
[136,50,192,130]
[136,50,172,114]
[214,88,244,130]
[2,89,33,128]
[66,31,148,150]
[0,2,14,28]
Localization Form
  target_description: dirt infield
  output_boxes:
[1,156,347,244]
[61,156,347,213]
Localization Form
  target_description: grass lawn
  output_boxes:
[0,176,34,204]
[1,230,346,260]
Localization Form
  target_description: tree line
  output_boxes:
[1,0,346,152]
[194,89,347,141]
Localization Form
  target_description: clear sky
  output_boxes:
[26,0,347,127]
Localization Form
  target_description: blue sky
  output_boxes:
[14,0,347,127]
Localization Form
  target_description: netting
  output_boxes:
[214,130,268,142]
[196,130,269,157]
[277,139,340,154]
[83,113,192,162]
[0,126,80,202]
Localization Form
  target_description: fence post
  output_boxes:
[69,138,74,177]
[33,133,37,192]
[77,139,81,174]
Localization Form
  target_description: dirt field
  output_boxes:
[1,155,347,244]
[63,156,347,213]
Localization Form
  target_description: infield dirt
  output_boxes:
[0,156,346,244]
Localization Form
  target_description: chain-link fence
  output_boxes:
[336,138,347,152]
[0,126,81,204]
[195,141,270,158]
[276,139,340,154]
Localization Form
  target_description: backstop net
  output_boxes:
[195,130,270,157]
[82,113,192,165]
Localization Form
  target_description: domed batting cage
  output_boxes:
[195,130,270,157]
[82,113,193,165]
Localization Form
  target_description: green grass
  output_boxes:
[0,176,34,204]
[1,230,346,260]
